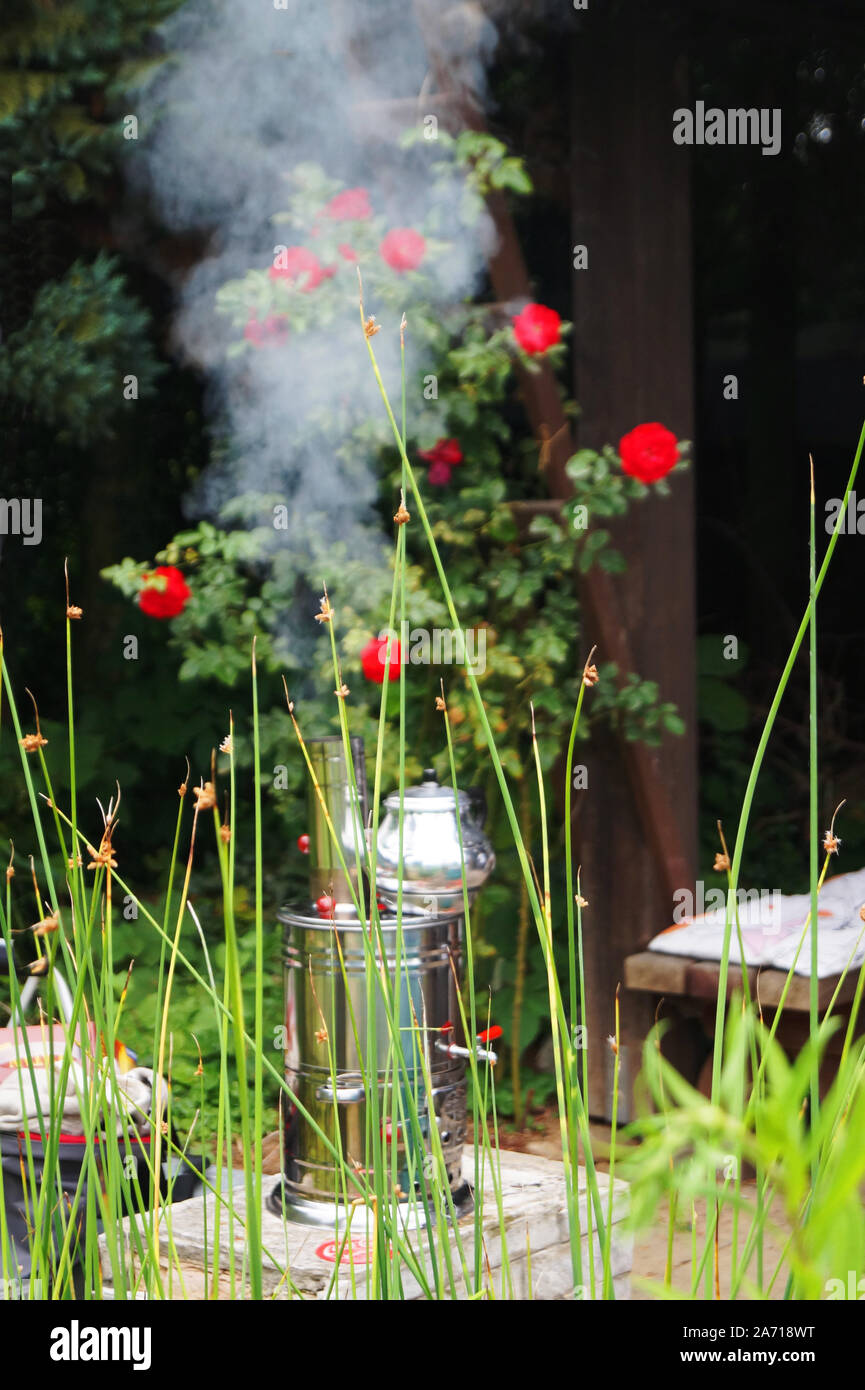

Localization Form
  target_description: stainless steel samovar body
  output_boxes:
[277,904,468,1224]
[270,737,490,1227]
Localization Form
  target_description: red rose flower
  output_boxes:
[619,422,679,484]
[263,313,289,342]
[269,246,326,292]
[512,303,561,355]
[338,243,358,262]
[138,566,191,620]
[418,438,463,467]
[360,634,401,683]
[325,187,372,221]
[379,228,426,273]
[419,437,463,487]
[244,312,288,347]
[427,460,453,486]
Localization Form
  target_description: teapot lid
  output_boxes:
[384,769,469,811]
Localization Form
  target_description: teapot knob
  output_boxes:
[422,767,438,784]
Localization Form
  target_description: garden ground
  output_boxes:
[498,1116,788,1300]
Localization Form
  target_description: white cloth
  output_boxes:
[0,1062,163,1135]
[648,867,865,979]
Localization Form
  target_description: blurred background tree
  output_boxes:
[0,0,224,873]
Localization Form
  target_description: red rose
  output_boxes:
[269,246,326,292]
[360,634,401,683]
[244,312,288,347]
[379,228,426,273]
[138,566,191,620]
[512,303,561,355]
[263,313,289,342]
[244,314,264,346]
[418,438,463,467]
[325,187,372,221]
[427,460,453,486]
[619,422,679,484]
[338,243,358,262]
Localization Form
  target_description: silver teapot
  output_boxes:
[374,769,495,912]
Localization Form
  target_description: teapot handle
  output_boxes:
[465,786,487,828]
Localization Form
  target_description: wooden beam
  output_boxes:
[409,0,693,914]
[408,0,698,1118]
[568,2,698,1117]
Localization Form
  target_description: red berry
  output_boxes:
[315,894,334,918]
[297,834,310,854]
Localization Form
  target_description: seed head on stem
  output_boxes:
[823,799,846,856]
[315,585,334,624]
[393,489,410,526]
[64,558,82,620]
[33,910,60,937]
[20,690,48,753]
[193,781,216,812]
[582,645,599,688]
[88,785,121,870]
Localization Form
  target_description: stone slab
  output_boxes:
[100,1148,631,1301]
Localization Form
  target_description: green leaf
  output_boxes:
[698,676,750,732]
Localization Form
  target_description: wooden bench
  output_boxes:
[623,950,862,1095]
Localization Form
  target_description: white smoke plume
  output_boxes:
[128,0,502,585]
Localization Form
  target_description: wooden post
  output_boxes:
[570,3,698,1118]
[405,0,698,1116]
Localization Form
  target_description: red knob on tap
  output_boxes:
[477,1025,502,1043]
